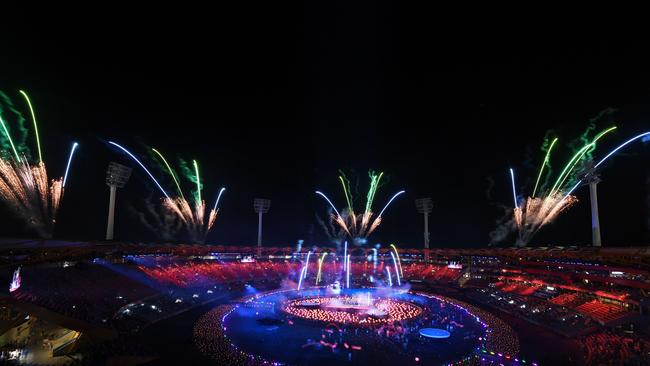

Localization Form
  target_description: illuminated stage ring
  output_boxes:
[282,295,423,325]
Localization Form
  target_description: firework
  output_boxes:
[385,266,392,287]
[303,251,312,279]
[548,126,616,196]
[151,148,184,198]
[531,137,558,197]
[192,160,201,203]
[162,197,217,243]
[389,244,403,277]
[509,126,616,245]
[513,193,578,244]
[0,92,79,238]
[108,142,169,198]
[212,187,226,211]
[509,168,517,208]
[110,143,225,243]
[316,252,328,285]
[297,266,307,290]
[19,90,42,162]
[63,142,79,187]
[346,254,351,289]
[315,170,405,244]
[343,240,347,273]
[563,130,650,198]
[0,115,20,160]
[0,160,62,237]
[390,251,401,286]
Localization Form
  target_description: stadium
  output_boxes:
[1,242,649,365]
[4,5,650,366]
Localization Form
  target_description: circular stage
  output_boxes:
[211,288,489,365]
[419,328,451,339]
[282,295,423,324]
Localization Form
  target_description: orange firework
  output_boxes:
[513,194,578,245]
[316,171,405,244]
[162,196,220,243]
[508,126,615,245]
[0,159,63,238]
[111,144,226,243]
[0,91,78,238]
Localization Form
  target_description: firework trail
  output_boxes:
[389,244,403,277]
[162,197,216,243]
[548,126,616,196]
[315,170,405,245]
[390,251,401,286]
[192,160,201,203]
[0,160,61,238]
[513,193,578,244]
[509,168,518,208]
[111,143,225,243]
[0,92,79,238]
[563,130,650,198]
[63,142,79,187]
[385,266,392,287]
[178,158,202,203]
[531,137,558,197]
[151,150,223,243]
[212,187,226,212]
[151,148,184,198]
[19,90,42,162]
[316,252,328,285]
[509,126,616,245]
[346,254,351,288]
[109,142,169,198]
[0,91,30,159]
[0,115,20,160]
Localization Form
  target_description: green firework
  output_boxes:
[550,126,616,195]
[365,170,384,214]
[532,137,558,197]
[338,172,353,212]
[151,148,184,199]
[0,91,30,159]
[19,90,42,162]
[193,159,202,204]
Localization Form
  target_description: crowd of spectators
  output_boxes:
[467,287,593,336]
[578,329,650,365]
[193,305,268,365]
[402,263,462,282]
[138,261,302,288]
[420,293,520,357]
[10,262,156,326]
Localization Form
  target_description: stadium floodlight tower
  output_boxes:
[578,160,602,247]
[254,198,271,257]
[580,160,602,247]
[105,162,132,240]
[415,198,433,260]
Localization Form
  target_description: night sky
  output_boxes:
[1,6,649,248]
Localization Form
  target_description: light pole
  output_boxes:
[585,173,602,247]
[105,162,132,240]
[416,198,433,260]
[254,198,271,256]
[578,160,602,247]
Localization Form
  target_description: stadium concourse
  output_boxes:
[0,239,649,365]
